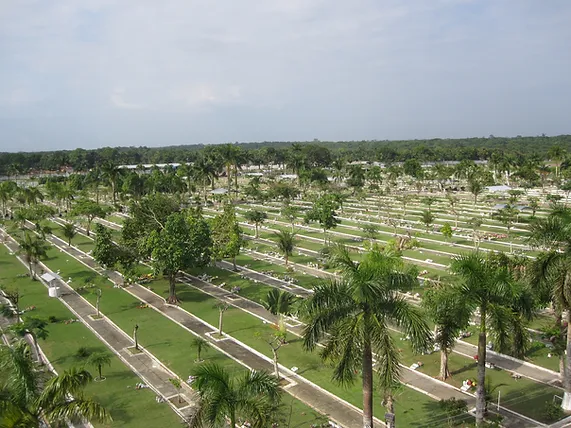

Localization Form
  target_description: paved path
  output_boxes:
[39,221,551,427]
[0,229,197,424]
[35,228,386,428]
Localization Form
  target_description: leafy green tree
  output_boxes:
[18,232,49,280]
[61,222,77,246]
[190,363,282,428]
[121,193,179,256]
[492,204,518,253]
[440,222,453,242]
[419,210,435,233]
[210,204,243,270]
[92,224,118,268]
[361,223,379,243]
[304,194,340,245]
[86,352,112,381]
[0,340,111,426]
[244,210,267,239]
[273,229,296,266]
[146,211,211,304]
[450,252,533,425]
[281,202,300,232]
[302,245,430,428]
[422,287,471,379]
[71,199,108,236]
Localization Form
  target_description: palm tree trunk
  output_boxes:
[385,393,395,428]
[230,410,236,428]
[475,308,487,426]
[562,309,571,410]
[272,347,280,379]
[255,223,259,239]
[32,335,43,365]
[362,339,374,428]
[98,364,103,380]
[440,349,450,380]
[232,255,237,271]
[218,309,224,336]
[285,254,289,267]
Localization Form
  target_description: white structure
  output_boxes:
[40,272,61,298]
[486,185,511,193]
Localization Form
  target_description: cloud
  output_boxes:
[110,88,146,110]
[0,0,570,150]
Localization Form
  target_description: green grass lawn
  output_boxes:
[3,235,328,427]
[0,245,182,428]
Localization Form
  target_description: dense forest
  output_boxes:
[1,134,570,175]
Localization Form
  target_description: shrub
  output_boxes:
[48,315,59,323]
[544,401,564,422]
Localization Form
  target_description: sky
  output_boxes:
[0,0,570,152]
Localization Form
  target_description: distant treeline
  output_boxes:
[1,135,570,175]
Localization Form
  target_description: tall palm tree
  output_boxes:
[190,363,281,428]
[302,245,430,428]
[193,156,218,202]
[17,232,49,280]
[450,252,532,425]
[101,162,122,204]
[61,222,77,246]
[528,208,571,410]
[468,178,484,207]
[273,229,296,266]
[0,340,111,426]
[422,287,471,380]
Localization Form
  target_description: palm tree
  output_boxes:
[101,162,122,204]
[192,337,209,363]
[419,210,435,233]
[273,229,296,266]
[422,287,471,380]
[193,155,218,202]
[468,217,483,250]
[18,232,49,280]
[190,363,281,428]
[450,252,531,425]
[86,352,112,381]
[468,178,484,207]
[0,340,111,426]
[528,208,571,410]
[61,222,77,246]
[244,210,267,239]
[302,245,430,428]
[8,318,49,365]
[549,145,566,178]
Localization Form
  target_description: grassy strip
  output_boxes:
[7,235,328,427]
[0,244,181,428]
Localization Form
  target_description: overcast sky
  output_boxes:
[0,0,570,152]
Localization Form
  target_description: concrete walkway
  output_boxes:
[33,228,386,428]
[40,221,553,427]
[0,229,198,424]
